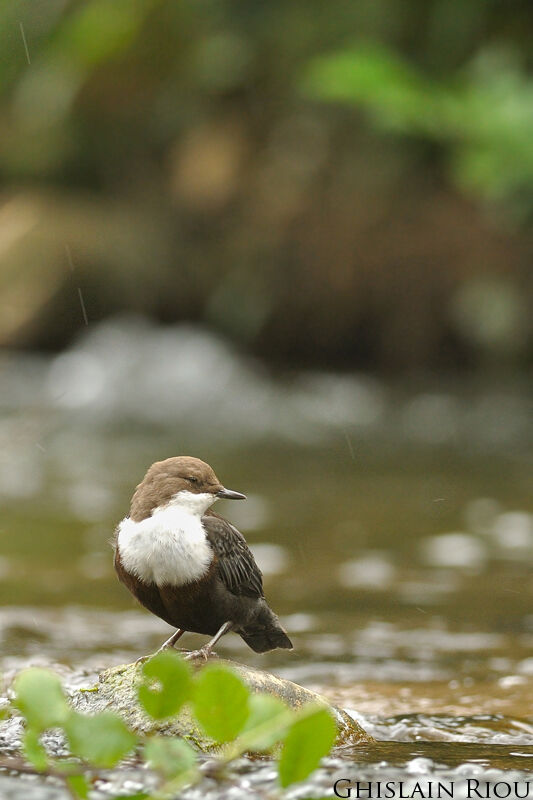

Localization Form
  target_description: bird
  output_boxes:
[114,456,293,659]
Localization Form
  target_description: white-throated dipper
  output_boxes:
[114,456,293,658]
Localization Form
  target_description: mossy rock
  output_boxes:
[71,656,372,751]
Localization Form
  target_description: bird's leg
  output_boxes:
[156,628,185,653]
[184,621,233,661]
[135,628,185,665]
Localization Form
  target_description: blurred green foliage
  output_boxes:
[303,43,533,217]
[12,654,337,797]
[1,0,532,370]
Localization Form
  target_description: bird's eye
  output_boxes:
[188,476,198,483]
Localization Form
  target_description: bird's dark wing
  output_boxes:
[202,511,264,599]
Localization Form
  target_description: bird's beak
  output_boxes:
[216,487,247,500]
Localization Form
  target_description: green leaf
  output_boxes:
[110,796,150,800]
[13,669,69,731]
[55,0,147,68]
[239,695,289,751]
[192,665,250,743]
[145,736,197,779]
[65,775,90,800]
[114,796,150,800]
[22,729,48,771]
[138,651,192,720]
[278,706,337,787]
[303,44,429,101]
[301,43,446,138]
[65,711,137,768]
[99,796,148,800]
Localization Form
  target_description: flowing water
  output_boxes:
[1,318,533,796]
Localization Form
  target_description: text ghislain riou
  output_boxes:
[333,779,533,799]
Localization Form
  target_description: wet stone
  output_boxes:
[0,775,71,800]
[70,656,372,751]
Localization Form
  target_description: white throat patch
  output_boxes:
[117,491,216,586]
[165,490,217,516]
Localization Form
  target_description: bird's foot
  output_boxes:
[184,647,213,661]
[182,622,231,662]
[135,641,178,666]
[154,641,178,656]
[134,628,185,665]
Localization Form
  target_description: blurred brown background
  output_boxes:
[2,0,533,373]
[1,3,533,695]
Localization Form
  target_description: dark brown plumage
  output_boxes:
[114,456,293,657]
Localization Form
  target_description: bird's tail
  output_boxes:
[240,610,293,653]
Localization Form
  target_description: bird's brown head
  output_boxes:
[129,456,246,521]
